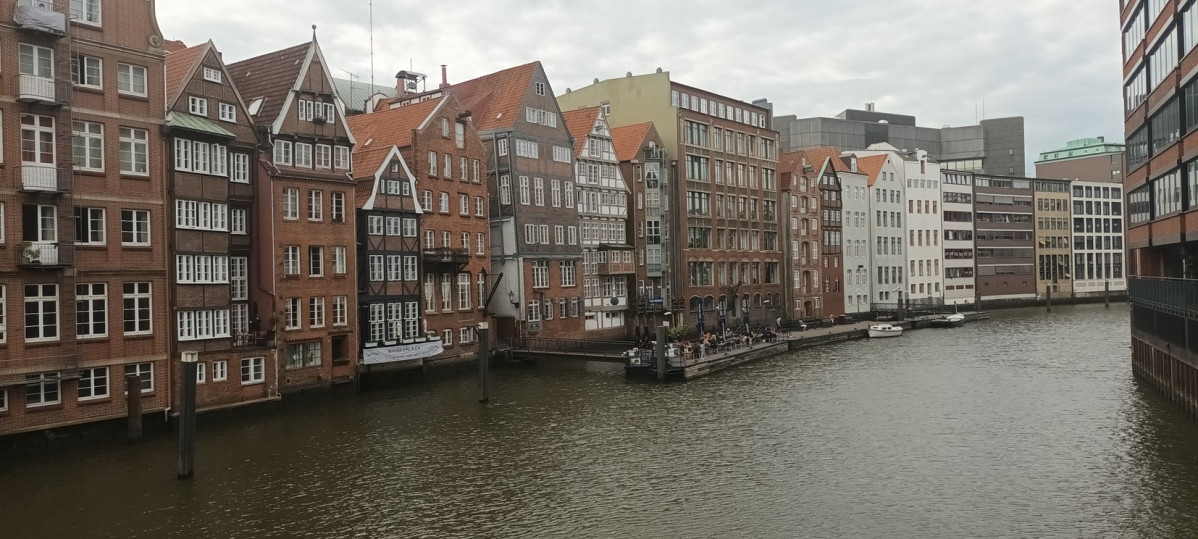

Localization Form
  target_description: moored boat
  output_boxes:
[928,313,966,328]
[868,323,903,338]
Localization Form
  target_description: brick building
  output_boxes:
[563,106,631,338]
[1,0,169,434]
[611,122,672,338]
[163,40,272,409]
[227,37,358,392]
[779,151,823,321]
[348,91,489,370]
[424,62,582,340]
[558,70,783,332]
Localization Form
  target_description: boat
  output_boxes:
[928,313,966,328]
[868,323,903,338]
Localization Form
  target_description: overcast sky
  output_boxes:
[158,1,1122,175]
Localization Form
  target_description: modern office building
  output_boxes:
[775,104,1026,177]
[972,174,1036,302]
[1119,0,1198,415]
[1034,136,1125,183]
[1070,181,1127,297]
[558,70,783,330]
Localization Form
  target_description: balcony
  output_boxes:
[13,0,66,36]
[598,259,635,275]
[16,241,74,268]
[19,164,72,193]
[18,74,64,105]
[423,247,470,267]
[647,262,663,277]
[233,331,277,350]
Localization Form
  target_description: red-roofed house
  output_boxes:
[852,153,908,307]
[563,107,632,338]
[227,36,358,392]
[389,62,582,340]
[164,40,266,410]
[347,92,489,370]
[611,122,673,337]
[779,150,833,321]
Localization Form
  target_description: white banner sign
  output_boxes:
[362,340,444,365]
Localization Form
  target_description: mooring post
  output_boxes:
[177,352,198,479]
[1105,280,1110,307]
[655,324,667,381]
[1046,287,1052,312]
[126,373,142,441]
[477,322,490,403]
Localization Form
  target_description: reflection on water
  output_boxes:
[4,304,1198,538]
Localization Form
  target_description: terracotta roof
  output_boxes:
[854,154,889,186]
[164,42,208,109]
[351,147,396,209]
[444,61,540,132]
[610,122,654,162]
[803,146,847,174]
[562,106,599,156]
[162,39,188,53]
[347,96,446,176]
[227,41,310,127]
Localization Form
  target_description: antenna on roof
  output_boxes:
[369,0,374,89]
[311,24,316,39]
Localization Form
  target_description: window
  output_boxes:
[20,43,53,79]
[535,81,546,96]
[71,54,101,88]
[122,362,154,393]
[519,176,530,205]
[117,63,147,96]
[551,180,561,207]
[274,140,293,166]
[533,261,549,288]
[25,373,60,407]
[70,0,101,25]
[334,146,350,170]
[283,188,299,220]
[212,360,228,382]
[78,367,109,400]
[230,208,247,235]
[333,296,348,326]
[119,127,149,175]
[499,175,512,205]
[515,139,539,158]
[333,246,347,275]
[475,196,485,216]
[72,121,104,171]
[444,153,452,178]
[295,143,312,167]
[241,357,265,384]
[218,102,236,122]
[24,284,59,342]
[74,206,105,245]
[0,286,6,343]
[310,297,325,328]
[307,190,323,221]
[123,282,151,335]
[21,114,56,168]
[309,246,324,276]
[315,144,331,169]
[561,261,576,287]
[440,192,450,213]
[284,297,301,329]
[75,283,107,338]
[534,177,545,206]
[458,273,471,310]
[287,342,321,369]
[189,96,208,116]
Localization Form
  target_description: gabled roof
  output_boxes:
[444,61,540,132]
[227,41,310,127]
[854,154,889,186]
[353,145,422,213]
[803,146,848,175]
[778,150,805,175]
[611,122,654,162]
[164,42,208,107]
[347,95,448,175]
[562,106,600,156]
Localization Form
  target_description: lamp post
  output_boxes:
[177,350,198,479]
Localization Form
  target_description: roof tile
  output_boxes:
[610,122,653,162]
[227,42,310,127]
[562,106,599,156]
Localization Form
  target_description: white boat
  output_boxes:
[868,323,903,338]
[929,313,966,328]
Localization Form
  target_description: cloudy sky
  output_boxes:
[158,1,1123,175]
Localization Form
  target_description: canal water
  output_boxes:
[4,304,1198,538]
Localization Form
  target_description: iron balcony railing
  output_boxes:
[232,331,277,350]
[16,241,74,268]
[422,247,470,266]
[17,74,65,104]
[1128,277,1198,320]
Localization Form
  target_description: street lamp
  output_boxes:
[178,350,198,479]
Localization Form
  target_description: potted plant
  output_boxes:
[21,242,41,263]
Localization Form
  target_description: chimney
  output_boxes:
[866,102,875,112]
[440,65,448,89]
[395,71,407,95]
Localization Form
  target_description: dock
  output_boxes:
[505,312,990,381]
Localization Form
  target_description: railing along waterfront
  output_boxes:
[1128,276,1198,319]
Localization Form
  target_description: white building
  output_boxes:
[855,152,906,306]
[941,171,977,305]
[1071,181,1127,296]
[839,155,872,314]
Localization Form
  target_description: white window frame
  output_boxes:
[72,120,104,172]
[218,102,236,122]
[189,96,208,116]
[119,127,149,176]
[117,63,147,96]
[241,357,265,385]
[212,360,228,381]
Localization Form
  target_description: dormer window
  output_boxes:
[535,82,545,96]
[248,97,264,116]
[202,67,222,83]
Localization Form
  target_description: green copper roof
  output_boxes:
[165,111,235,138]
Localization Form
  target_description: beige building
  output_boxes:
[1033,178,1074,297]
